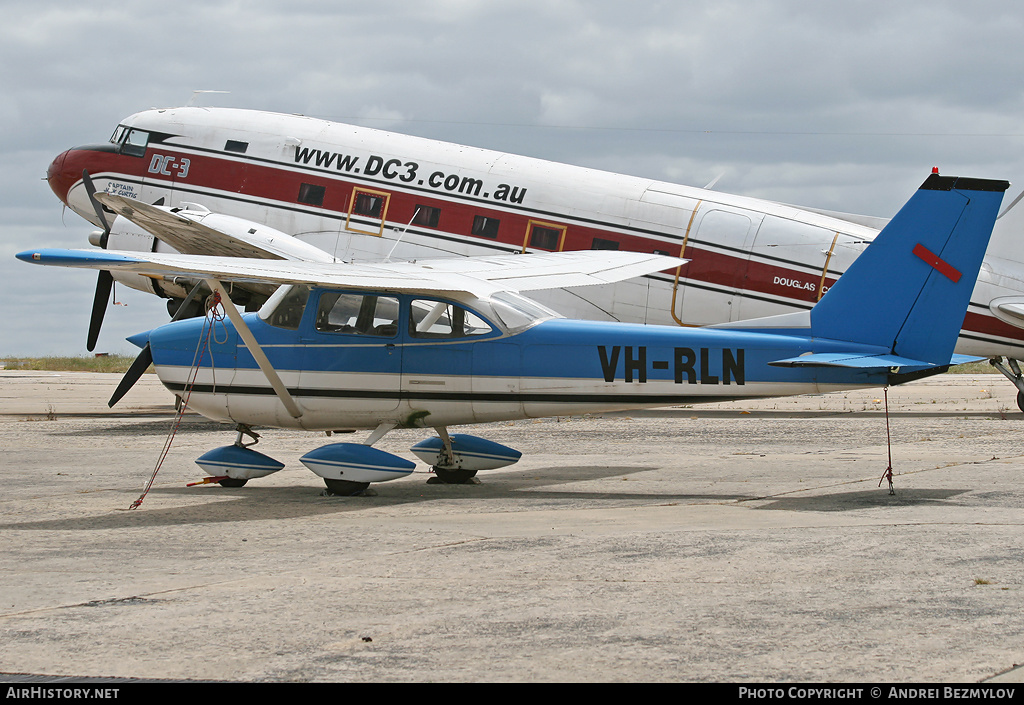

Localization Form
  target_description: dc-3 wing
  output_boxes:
[17,248,687,298]
[94,193,336,262]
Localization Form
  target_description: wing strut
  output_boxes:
[206,279,303,419]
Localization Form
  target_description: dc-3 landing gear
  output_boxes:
[191,423,523,496]
[989,357,1024,413]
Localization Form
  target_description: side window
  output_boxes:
[412,205,441,227]
[409,300,493,339]
[522,220,567,252]
[298,183,326,206]
[345,187,392,237]
[472,215,500,239]
[314,292,400,337]
[591,237,619,250]
[264,286,311,330]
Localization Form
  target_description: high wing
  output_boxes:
[94,192,336,262]
[18,248,687,298]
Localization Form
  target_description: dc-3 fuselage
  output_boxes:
[20,173,1010,496]
[46,107,1024,362]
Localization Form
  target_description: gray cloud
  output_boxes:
[4,0,1024,354]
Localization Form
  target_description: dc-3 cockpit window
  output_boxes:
[487,292,560,332]
[409,299,493,339]
[260,285,311,330]
[315,292,401,337]
[109,124,150,158]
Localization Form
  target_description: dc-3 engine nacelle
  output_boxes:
[90,202,333,303]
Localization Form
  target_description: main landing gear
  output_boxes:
[191,424,523,496]
[192,425,284,488]
[989,357,1024,413]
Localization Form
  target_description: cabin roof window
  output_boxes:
[298,183,326,207]
[225,140,249,153]
[472,215,500,239]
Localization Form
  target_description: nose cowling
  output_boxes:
[46,149,73,204]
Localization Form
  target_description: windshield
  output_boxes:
[488,292,560,332]
[109,124,150,157]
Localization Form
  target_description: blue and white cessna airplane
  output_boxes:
[18,172,1009,495]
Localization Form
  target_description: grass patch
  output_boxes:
[0,356,149,374]
[948,360,998,374]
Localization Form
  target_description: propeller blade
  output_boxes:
[108,343,153,408]
[81,170,111,243]
[87,270,113,352]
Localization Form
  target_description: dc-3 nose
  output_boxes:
[46,149,73,205]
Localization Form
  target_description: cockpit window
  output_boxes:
[109,124,150,158]
[260,285,310,330]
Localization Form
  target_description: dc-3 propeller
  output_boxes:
[79,170,201,405]
[81,170,113,352]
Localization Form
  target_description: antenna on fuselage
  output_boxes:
[384,207,421,263]
[187,90,230,107]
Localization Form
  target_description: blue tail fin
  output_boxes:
[811,174,1009,365]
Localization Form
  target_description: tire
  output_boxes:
[431,467,478,484]
[217,478,248,488]
[323,478,371,496]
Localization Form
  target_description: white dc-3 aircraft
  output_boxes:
[45,107,1024,407]
[19,173,1010,495]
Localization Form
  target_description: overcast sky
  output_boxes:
[3,0,1024,356]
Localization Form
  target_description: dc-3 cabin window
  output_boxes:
[524,221,567,251]
[353,192,385,217]
[471,215,500,239]
[409,300,493,339]
[298,183,326,207]
[110,125,150,158]
[315,293,401,337]
[224,140,249,153]
[591,237,620,251]
[411,205,441,228]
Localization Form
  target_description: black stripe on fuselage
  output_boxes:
[163,381,745,406]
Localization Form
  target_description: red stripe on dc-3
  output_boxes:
[913,243,961,283]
